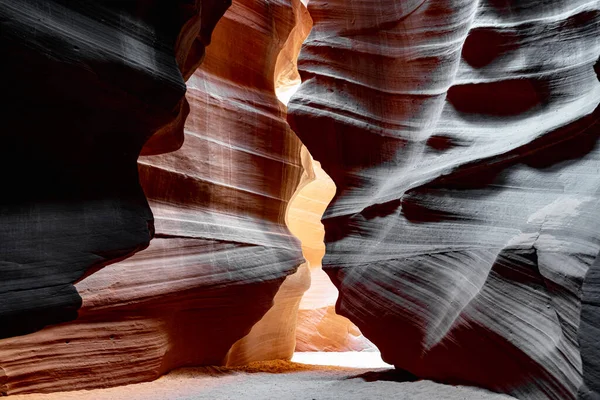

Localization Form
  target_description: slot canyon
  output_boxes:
[1,0,599,399]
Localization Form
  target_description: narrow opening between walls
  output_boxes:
[276,0,389,370]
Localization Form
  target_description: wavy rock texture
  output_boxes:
[580,249,600,400]
[289,0,600,399]
[272,1,377,351]
[0,0,308,394]
[219,0,312,367]
[0,0,229,342]
[225,148,314,366]
[289,154,376,352]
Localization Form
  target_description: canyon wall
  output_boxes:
[290,156,376,352]
[0,0,229,341]
[0,0,308,394]
[2,0,600,399]
[288,1,600,399]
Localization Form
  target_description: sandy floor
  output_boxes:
[11,354,516,400]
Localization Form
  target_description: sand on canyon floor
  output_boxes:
[10,353,516,400]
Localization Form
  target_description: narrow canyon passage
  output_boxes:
[1,0,599,399]
[272,0,380,356]
[223,0,385,367]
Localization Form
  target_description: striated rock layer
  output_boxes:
[0,0,307,394]
[580,249,600,399]
[272,1,377,351]
[137,0,308,367]
[0,0,229,343]
[290,154,376,352]
[289,0,600,399]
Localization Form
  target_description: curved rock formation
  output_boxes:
[222,0,313,367]
[0,0,307,394]
[3,0,600,397]
[0,0,229,342]
[290,155,376,352]
[288,0,600,399]
[580,249,600,400]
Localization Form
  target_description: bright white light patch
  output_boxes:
[276,82,301,105]
[292,352,393,369]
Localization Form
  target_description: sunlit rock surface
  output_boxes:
[0,0,308,394]
[137,0,308,367]
[224,0,314,366]
[288,0,600,399]
[2,0,600,398]
[289,156,376,352]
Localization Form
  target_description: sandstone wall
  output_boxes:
[0,0,308,394]
[288,1,600,398]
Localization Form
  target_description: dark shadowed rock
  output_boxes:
[0,0,229,339]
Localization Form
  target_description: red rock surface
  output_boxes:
[2,0,600,398]
[289,156,376,352]
[0,0,307,394]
